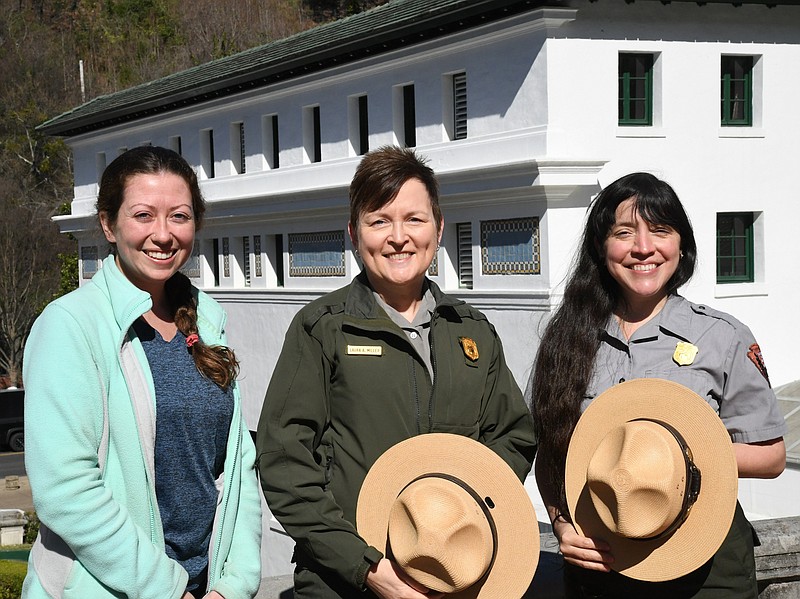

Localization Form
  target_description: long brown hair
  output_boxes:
[98,146,238,390]
[531,172,697,517]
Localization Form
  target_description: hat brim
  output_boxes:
[566,378,738,582]
[357,433,539,598]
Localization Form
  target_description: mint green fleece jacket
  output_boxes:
[22,255,262,599]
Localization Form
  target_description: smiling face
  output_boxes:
[349,177,443,307]
[604,198,682,315]
[99,172,196,297]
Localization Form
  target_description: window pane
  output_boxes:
[289,230,346,277]
[480,217,540,275]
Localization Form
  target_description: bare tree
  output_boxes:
[0,199,67,386]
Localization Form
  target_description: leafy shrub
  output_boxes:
[0,560,26,598]
[24,511,39,545]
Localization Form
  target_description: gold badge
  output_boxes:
[673,341,699,366]
[459,337,479,362]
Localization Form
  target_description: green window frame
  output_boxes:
[716,212,754,283]
[618,53,653,126]
[721,56,753,126]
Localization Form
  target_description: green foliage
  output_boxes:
[0,560,26,598]
[58,251,80,298]
[24,511,40,545]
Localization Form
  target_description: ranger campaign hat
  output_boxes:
[565,378,738,581]
[357,433,539,598]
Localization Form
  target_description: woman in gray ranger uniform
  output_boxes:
[530,172,786,598]
[257,146,535,599]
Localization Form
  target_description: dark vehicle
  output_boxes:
[0,388,24,452]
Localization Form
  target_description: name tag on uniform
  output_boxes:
[347,345,382,356]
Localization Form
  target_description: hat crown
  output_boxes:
[388,477,494,593]
[586,420,687,539]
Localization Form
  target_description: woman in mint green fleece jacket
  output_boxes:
[22,147,261,599]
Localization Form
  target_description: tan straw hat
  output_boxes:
[357,433,539,599]
[565,378,738,582]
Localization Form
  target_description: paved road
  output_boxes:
[0,451,25,477]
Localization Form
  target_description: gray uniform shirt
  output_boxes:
[585,294,786,444]
[374,283,437,382]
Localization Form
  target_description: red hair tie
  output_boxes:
[186,333,200,348]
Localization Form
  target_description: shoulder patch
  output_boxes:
[747,343,771,386]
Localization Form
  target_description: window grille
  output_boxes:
[457,223,473,289]
[222,237,230,278]
[289,230,346,277]
[254,235,263,278]
[453,73,467,140]
[242,236,251,287]
[480,217,540,275]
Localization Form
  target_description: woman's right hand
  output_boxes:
[365,558,445,599]
[553,518,614,572]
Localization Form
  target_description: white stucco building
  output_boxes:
[40,0,800,576]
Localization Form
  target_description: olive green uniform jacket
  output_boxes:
[257,272,535,597]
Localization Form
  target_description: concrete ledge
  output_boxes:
[256,517,800,599]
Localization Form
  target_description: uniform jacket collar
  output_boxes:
[345,271,466,320]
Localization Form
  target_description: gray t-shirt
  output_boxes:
[135,319,234,588]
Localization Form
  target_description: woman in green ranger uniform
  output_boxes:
[257,146,536,599]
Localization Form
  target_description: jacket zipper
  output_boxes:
[427,314,437,433]
[208,414,240,589]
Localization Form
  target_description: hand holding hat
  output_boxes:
[357,433,539,599]
[565,378,738,582]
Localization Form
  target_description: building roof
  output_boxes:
[38,0,797,137]
[37,0,545,137]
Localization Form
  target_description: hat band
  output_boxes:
[631,418,702,541]
[401,473,499,575]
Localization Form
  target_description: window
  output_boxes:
[201,129,215,178]
[96,153,106,182]
[619,53,653,126]
[222,237,230,278]
[212,239,220,286]
[349,95,369,156]
[231,122,246,174]
[81,246,99,280]
[457,222,473,289]
[274,234,285,287]
[393,84,416,147]
[181,244,201,279]
[452,72,467,140]
[263,114,279,169]
[253,235,263,278]
[480,217,540,275]
[721,56,753,126]
[288,230,345,277]
[242,236,251,286]
[428,250,439,277]
[717,212,754,283]
[169,135,182,155]
[304,106,322,163]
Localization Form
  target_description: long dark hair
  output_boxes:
[531,172,696,516]
[97,146,238,390]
